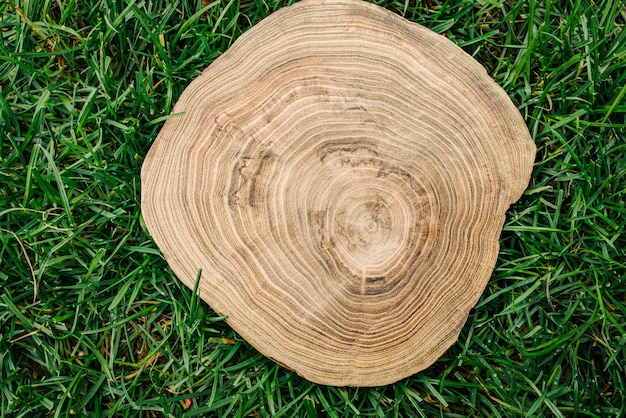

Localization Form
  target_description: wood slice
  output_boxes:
[141,0,536,386]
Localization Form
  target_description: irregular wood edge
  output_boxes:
[140,0,537,387]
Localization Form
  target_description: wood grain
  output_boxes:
[141,0,536,386]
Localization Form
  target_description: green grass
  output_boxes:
[1,0,624,416]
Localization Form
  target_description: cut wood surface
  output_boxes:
[141,0,536,386]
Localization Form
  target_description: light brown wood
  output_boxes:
[141,0,536,386]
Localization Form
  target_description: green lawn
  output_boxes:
[1,0,625,416]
